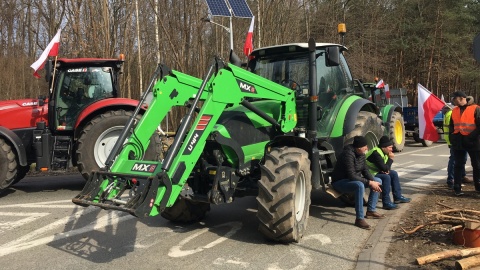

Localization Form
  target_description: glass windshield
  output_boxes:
[54,67,114,130]
[250,47,354,136]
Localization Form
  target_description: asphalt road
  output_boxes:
[0,138,453,270]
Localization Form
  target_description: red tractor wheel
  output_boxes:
[76,109,162,180]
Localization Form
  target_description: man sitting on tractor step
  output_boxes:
[366,136,411,210]
[331,136,385,230]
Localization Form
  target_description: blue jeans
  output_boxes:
[447,147,467,185]
[332,177,382,219]
[375,170,402,203]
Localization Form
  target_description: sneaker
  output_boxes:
[365,211,386,219]
[447,184,454,189]
[455,190,464,196]
[383,202,399,210]
[394,196,411,203]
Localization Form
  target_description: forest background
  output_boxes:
[1,0,480,125]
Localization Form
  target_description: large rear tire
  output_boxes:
[389,111,405,152]
[0,138,18,191]
[344,111,384,149]
[161,198,211,222]
[340,111,383,207]
[257,147,312,243]
[76,110,163,180]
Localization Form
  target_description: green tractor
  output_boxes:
[361,82,405,152]
[73,39,384,243]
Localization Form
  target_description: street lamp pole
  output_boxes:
[202,15,233,51]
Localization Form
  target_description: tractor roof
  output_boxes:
[251,43,347,57]
[56,58,124,68]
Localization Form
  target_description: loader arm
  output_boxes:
[73,60,297,218]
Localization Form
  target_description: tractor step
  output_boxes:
[325,184,342,198]
[51,136,71,170]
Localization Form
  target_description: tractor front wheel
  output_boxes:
[0,138,18,191]
[257,146,312,243]
[76,110,163,180]
[161,198,211,222]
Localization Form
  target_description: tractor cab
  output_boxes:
[46,58,124,131]
[248,43,354,137]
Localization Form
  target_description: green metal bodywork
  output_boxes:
[75,62,297,216]
[73,43,386,218]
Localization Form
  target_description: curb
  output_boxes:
[354,193,423,270]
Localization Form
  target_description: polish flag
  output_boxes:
[418,83,445,142]
[375,79,385,89]
[30,29,61,78]
[243,16,255,58]
[384,84,390,99]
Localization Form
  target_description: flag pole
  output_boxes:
[49,56,58,94]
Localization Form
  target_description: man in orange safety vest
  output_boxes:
[449,91,480,195]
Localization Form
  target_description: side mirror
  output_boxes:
[45,59,53,82]
[326,46,340,67]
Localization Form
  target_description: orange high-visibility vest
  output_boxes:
[452,105,478,135]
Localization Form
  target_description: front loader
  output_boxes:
[73,39,384,243]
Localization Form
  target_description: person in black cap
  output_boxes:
[331,135,385,230]
[366,136,411,210]
[449,91,480,195]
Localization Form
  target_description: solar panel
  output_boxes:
[205,0,231,17]
[227,0,253,18]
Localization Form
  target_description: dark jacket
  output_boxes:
[331,144,374,185]
[449,99,480,151]
[366,147,393,174]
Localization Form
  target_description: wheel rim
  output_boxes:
[394,119,403,144]
[295,171,306,222]
[364,131,379,149]
[93,126,125,167]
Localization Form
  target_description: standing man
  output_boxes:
[366,136,411,210]
[332,136,385,230]
[443,103,471,189]
[449,91,480,195]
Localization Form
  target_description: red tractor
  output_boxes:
[0,57,161,192]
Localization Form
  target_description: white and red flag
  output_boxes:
[384,84,390,99]
[30,29,61,78]
[243,16,255,58]
[375,79,385,89]
[418,83,445,142]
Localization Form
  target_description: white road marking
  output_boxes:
[168,221,242,258]
[267,247,312,270]
[0,206,134,257]
[0,212,50,234]
[213,257,250,268]
[404,167,447,187]
[0,200,77,209]
[396,143,445,156]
